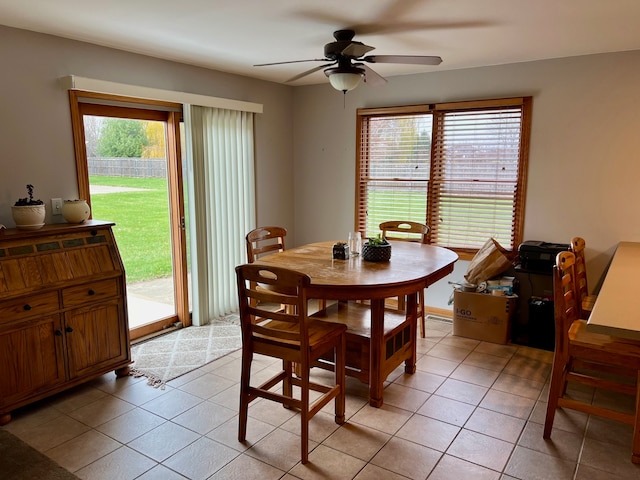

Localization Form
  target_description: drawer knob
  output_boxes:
[23,304,32,311]
[65,326,74,333]
[88,289,96,296]
[55,329,62,336]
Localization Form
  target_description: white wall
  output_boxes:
[292,50,640,308]
[0,26,295,238]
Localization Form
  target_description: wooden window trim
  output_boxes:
[356,97,532,255]
[67,90,190,337]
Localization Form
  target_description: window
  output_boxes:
[356,97,531,255]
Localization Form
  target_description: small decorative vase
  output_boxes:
[11,205,46,230]
[62,199,90,224]
[361,242,392,262]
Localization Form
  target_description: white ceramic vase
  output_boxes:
[11,205,46,230]
[62,199,91,224]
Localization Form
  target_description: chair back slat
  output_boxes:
[248,307,297,325]
[247,284,297,307]
[380,221,429,244]
[571,237,590,308]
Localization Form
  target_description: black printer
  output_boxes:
[517,240,570,274]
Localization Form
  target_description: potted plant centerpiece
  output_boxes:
[12,184,45,230]
[361,234,392,262]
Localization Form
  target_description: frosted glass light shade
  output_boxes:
[328,72,363,92]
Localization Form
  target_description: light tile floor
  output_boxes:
[4,317,640,480]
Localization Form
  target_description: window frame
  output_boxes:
[356,97,532,258]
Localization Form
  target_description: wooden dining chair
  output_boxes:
[245,226,290,310]
[235,264,347,464]
[544,251,640,464]
[246,226,288,262]
[570,237,597,317]
[379,220,430,338]
[246,226,326,312]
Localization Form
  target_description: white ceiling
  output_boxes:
[2,0,640,86]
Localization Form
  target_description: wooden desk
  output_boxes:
[587,242,640,341]
[256,241,458,406]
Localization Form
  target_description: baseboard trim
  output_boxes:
[424,306,453,319]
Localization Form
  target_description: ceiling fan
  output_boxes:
[254,29,443,93]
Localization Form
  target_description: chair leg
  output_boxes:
[398,295,406,311]
[283,360,293,404]
[238,351,252,442]
[543,353,566,438]
[632,371,640,464]
[418,290,425,338]
[335,335,346,425]
[301,363,310,464]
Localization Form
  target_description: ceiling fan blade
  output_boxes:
[289,0,494,36]
[352,20,494,36]
[286,63,335,83]
[359,64,387,87]
[254,58,328,67]
[289,0,426,29]
[363,55,442,66]
[341,42,375,58]
[373,0,424,23]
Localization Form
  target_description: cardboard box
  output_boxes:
[453,290,518,344]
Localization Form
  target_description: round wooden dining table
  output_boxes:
[255,240,458,406]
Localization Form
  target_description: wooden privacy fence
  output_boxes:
[88,157,166,178]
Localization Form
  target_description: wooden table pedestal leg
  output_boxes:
[369,298,385,407]
[404,291,418,374]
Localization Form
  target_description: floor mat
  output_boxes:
[130,313,241,388]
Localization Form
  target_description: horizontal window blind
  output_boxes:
[357,98,531,253]
[357,114,432,238]
[429,107,524,250]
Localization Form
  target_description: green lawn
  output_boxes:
[365,189,427,237]
[89,176,172,283]
[365,187,514,247]
[89,176,509,283]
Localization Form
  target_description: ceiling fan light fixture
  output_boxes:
[325,66,365,92]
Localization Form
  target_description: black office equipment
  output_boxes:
[518,241,570,274]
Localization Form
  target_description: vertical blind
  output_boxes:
[356,98,531,252]
[184,105,255,323]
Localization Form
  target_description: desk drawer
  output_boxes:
[62,279,119,307]
[0,291,59,324]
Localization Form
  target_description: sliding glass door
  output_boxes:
[69,91,190,340]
